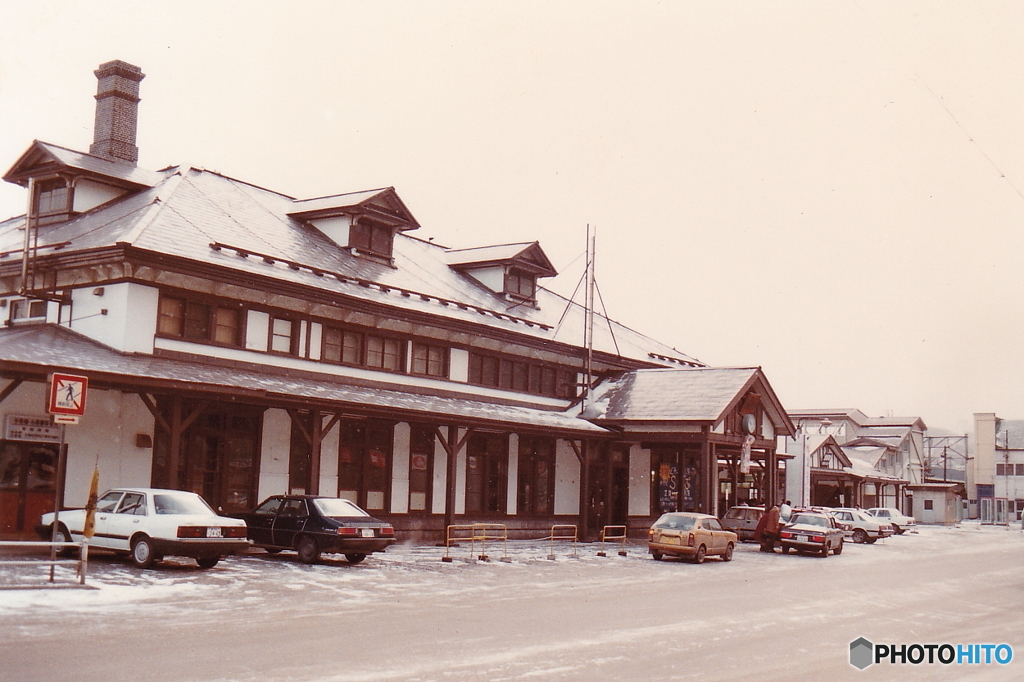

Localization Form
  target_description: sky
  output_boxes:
[1,1,1022,436]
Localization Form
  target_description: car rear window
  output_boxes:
[313,497,370,518]
[725,508,745,519]
[790,514,827,527]
[653,514,696,530]
[154,493,215,515]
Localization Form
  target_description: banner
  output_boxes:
[83,465,99,539]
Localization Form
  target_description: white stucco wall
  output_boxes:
[628,444,651,516]
[69,282,158,353]
[72,178,125,213]
[554,439,580,515]
[319,415,340,497]
[0,380,154,507]
[391,422,411,514]
[258,409,291,500]
[507,433,519,515]
[432,434,447,514]
[455,427,468,515]
[246,310,270,351]
[449,348,469,383]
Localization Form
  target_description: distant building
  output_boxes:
[970,413,1024,522]
[0,61,794,541]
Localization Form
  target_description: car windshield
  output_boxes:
[154,493,215,515]
[653,514,697,530]
[313,497,370,518]
[725,508,745,519]
[790,514,827,527]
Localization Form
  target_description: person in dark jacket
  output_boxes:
[758,505,781,552]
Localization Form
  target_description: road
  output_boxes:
[1,522,1022,681]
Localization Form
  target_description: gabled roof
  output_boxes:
[587,366,794,435]
[2,140,164,189]
[446,241,557,277]
[787,408,870,425]
[287,187,419,230]
[809,435,853,468]
[0,162,700,368]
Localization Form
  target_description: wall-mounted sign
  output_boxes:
[3,414,62,443]
[48,373,88,417]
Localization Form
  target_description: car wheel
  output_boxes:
[345,553,367,564]
[264,547,283,554]
[866,537,877,544]
[296,536,320,564]
[833,539,844,555]
[131,536,158,569]
[781,544,790,554]
[694,545,707,564]
[197,556,220,569]
[892,524,903,535]
[52,525,77,557]
[852,529,868,544]
[651,551,664,561]
[820,542,829,558]
[723,543,734,562]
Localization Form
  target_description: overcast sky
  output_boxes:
[2,1,1022,435]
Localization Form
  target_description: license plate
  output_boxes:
[206,527,223,538]
[797,535,808,543]
[360,528,374,538]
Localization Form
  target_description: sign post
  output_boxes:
[47,373,88,581]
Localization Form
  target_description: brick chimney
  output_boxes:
[89,60,145,164]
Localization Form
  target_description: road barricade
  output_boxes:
[442,524,510,563]
[0,540,90,587]
[543,524,578,560]
[596,525,629,557]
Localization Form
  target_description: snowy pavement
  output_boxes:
[1,522,1022,681]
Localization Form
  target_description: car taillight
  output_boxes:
[781,531,793,539]
[812,535,824,543]
[337,527,359,536]
[177,526,205,538]
[381,525,394,536]
[224,526,248,538]
[687,533,695,547]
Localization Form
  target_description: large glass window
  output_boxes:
[34,178,72,225]
[157,295,242,347]
[409,425,435,513]
[411,343,447,378]
[366,335,403,371]
[517,436,554,515]
[465,433,508,515]
[469,352,575,398]
[338,421,392,512]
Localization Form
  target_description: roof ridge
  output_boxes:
[114,168,188,246]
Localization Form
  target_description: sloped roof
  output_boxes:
[0,325,607,436]
[0,163,701,367]
[287,187,419,229]
[587,366,794,434]
[446,241,557,277]
[2,140,165,188]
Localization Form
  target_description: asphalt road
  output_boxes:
[1,523,1022,681]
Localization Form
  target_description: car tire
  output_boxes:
[866,537,877,544]
[852,529,868,544]
[264,547,283,554]
[833,540,844,555]
[892,524,903,535]
[694,545,706,564]
[296,536,320,564]
[820,542,829,558]
[651,551,664,561]
[197,556,220,569]
[723,543,734,562]
[52,524,77,557]
[130,536,158,569]
[345,553,367,564]
[781,544,790,554]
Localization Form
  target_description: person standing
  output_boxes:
[760,505,781,552]
[780,500,792,523]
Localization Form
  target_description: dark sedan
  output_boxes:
[236,495,396,564]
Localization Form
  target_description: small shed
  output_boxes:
[908,482,963,525]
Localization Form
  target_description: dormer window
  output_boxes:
[34,178,73,225]
[349,218,394,259]
[504,268,536,301]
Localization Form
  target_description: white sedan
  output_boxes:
[866,507,917,534]
[38,487,250,569]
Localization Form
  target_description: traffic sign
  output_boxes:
[49,373,88,417]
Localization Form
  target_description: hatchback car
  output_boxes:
[648,512,737,563]
[236,495,396,564]
[779,511,845,557]
[721,505,764,541]
[37,488,250,569]
[866,507,916,534]
[830,508,894,543]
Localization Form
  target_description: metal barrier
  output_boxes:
[544,524,579,560]
[0,540,90,587]
[442,524,510,563]
[597,525,629,557]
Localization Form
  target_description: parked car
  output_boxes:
[235,495,396,564]
[829,508,894,543]
[866,507,916,534]
[779,511,845,557]
[37,488,250,569]
[721,505,764,542]
[648,512,737,563]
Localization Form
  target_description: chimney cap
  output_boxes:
[94,60,145,82]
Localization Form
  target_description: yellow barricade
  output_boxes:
[597,525,629,557]
[545,524,578,560]
[442,523,510,562]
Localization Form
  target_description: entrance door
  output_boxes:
[0,440,61,536]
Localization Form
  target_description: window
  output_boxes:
[366,334,403,371]
[34,178,72,225]
[157,295,242,347]
[411,343,447,378]
[996,463,1008,476]
[270,317,294,353]
[923,499,934,511]
[9,299,47,321]
[349,218,394,258]
[1016,464,1024,476]
[518,436,554,515]
[468,352,575,398]
[504,268,536,300]
[338,421,392,511]
[323,327,364,365]
[409,425,435,512]
[465,433,508,515]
